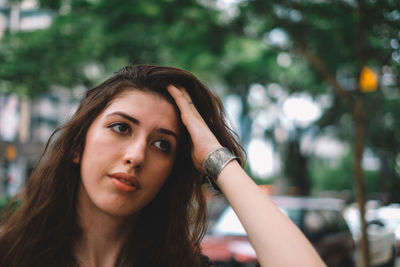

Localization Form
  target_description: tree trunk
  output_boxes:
[291,0,372,262]
[296,39,371,267]
[238,90,252,148]
[355,0,371,265]
[284,138,310,195]
[353,96,370,267]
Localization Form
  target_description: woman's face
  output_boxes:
[75,89,180,218]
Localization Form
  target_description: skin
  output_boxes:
[74,89,180,267]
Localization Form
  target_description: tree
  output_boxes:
[222,1,400,266]
[0,0,227,96]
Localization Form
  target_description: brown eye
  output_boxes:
[109,123,131,135]
[154,140,172,154]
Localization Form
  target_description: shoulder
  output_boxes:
[199,254,218,267]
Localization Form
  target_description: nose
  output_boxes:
[123,136,147,169]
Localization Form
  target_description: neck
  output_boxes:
[75,188,136,267]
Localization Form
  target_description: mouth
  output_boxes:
[117,178,135,187]
[108,172,141,192]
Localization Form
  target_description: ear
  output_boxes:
[73,151,80,164]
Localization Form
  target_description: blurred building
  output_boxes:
[0,89,79,198]
[0,0,77,198]
[0,0,52,35]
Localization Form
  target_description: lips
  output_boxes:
[108,172,141,192]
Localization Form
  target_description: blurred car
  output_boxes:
[201,196,355,267]
[344,205,397,267]
[375,204,400,254]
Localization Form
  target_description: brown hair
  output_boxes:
[0,64,245,267]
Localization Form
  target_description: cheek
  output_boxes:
[79,142,115,182]
[152,166,171,188]
[145,160,174,191]
[81,130,119,163]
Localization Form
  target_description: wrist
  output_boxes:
[202,147,239,182]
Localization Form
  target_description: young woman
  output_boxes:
[0,64,325,267]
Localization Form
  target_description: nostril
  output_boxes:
[125,158,142,169]
[124,140,146,167]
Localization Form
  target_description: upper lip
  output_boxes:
[108,172,142,189]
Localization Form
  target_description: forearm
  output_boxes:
[215,160,326,267]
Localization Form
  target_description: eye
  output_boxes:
[154,140,172,154]
[109,122,131,135]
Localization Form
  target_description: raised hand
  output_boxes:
[166,85,222,171]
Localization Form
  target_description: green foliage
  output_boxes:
[0,13,105,96]
[310,152,380,195]
[0,196,21,217]
[0,0,228,96]
[311,154,353,192]
[1,0,399,198]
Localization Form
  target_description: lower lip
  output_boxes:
[110,177,138,192]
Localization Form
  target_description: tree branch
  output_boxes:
[295,39,355,111]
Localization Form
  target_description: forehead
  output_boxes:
[103,89,180,128]
[108,88,172,109]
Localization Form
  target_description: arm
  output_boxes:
[215,161,325,267]
[167,85,326,267]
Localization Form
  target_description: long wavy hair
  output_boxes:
[0,64,245,267]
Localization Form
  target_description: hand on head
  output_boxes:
[167,85,222,171]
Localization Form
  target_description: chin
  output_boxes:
[93,198,141,218]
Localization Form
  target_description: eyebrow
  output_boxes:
[106,112,178,140]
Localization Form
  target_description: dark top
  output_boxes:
[200,254,218,267]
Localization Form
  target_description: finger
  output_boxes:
[168,85,195,108]
[167,85,189,107]
[167,85,221,163]
[177,87,197,113]
[167,85,198,117]
[180,88,194,104]
[168,85,206,119]
[178,87,201,115]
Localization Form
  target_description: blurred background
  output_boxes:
[0,0,399,266]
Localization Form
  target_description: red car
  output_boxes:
[202,196,355,267]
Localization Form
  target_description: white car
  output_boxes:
[344,205,397,267]
[375,204,400,254]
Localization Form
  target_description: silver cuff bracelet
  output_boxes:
[202,147,238,181]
